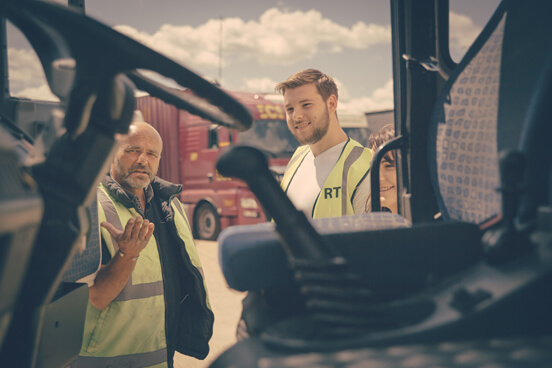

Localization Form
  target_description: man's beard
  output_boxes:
[293,106,330,145]
[115,160,154,190]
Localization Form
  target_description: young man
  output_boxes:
[74,120,213,368]
[235,71,374,340]
[276,69,372,218]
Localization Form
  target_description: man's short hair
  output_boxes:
[275,69,338,102]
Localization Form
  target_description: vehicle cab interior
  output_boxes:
[1,0,551,367]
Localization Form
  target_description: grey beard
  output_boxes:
[116,161,153,190]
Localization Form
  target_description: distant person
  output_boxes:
[369,123,398,213]
[275,69,372,218]
[74,116,214,368]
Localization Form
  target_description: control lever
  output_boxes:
[483,150,531,263]
[217,146,340,261]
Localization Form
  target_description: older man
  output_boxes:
[74,119,213,368]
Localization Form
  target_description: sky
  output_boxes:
[7,0,501,114]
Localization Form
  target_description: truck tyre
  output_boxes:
[194,203,221,240]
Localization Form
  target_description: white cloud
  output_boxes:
[7,47,53,98]
[240,76,394,114]
[338,79,394,114]
[241,77,279,93]
[7,8,394,105]
[333,78,351,101]
[114,7,391,70]
[449,11,482,61]
[239,76,364,100]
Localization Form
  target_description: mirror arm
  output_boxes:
[371,135,407,212]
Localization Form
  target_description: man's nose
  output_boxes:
[136,152,149,165]
[292,109,304,121]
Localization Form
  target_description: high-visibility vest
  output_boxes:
[76,183,208,368]
[281,139,372,218]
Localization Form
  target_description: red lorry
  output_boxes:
[136,90,298,240]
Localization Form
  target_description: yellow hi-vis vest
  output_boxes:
[77,183,208,368]
[281,139,372,219]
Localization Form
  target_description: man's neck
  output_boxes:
[121,183,147,212]
[309,128,348,157]
[136,192,146,212]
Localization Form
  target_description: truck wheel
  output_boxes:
[194,203,221,240]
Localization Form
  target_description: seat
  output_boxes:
[60,198,102,284]
[219,213,411,292]
[428,0,552,229]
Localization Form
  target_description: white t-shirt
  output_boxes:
[287,142,371,218]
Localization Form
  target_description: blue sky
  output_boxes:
[8,0,500,114]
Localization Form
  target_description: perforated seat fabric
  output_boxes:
[429,0,552,229]
[60,199,101,284]
[428,12,506,224]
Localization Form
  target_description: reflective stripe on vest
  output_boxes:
[280,145,311,192]
[74,348,167,368]
[338,146,367,215]
[97,188,164,301]
[281,139,372,218]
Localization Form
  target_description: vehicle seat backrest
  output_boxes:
[60,198,101,283]
[428,0,552,225]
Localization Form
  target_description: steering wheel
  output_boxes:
[0,0,252,365]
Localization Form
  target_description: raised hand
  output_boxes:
[101,216,155,259]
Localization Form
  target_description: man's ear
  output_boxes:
[326,94,338,114]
